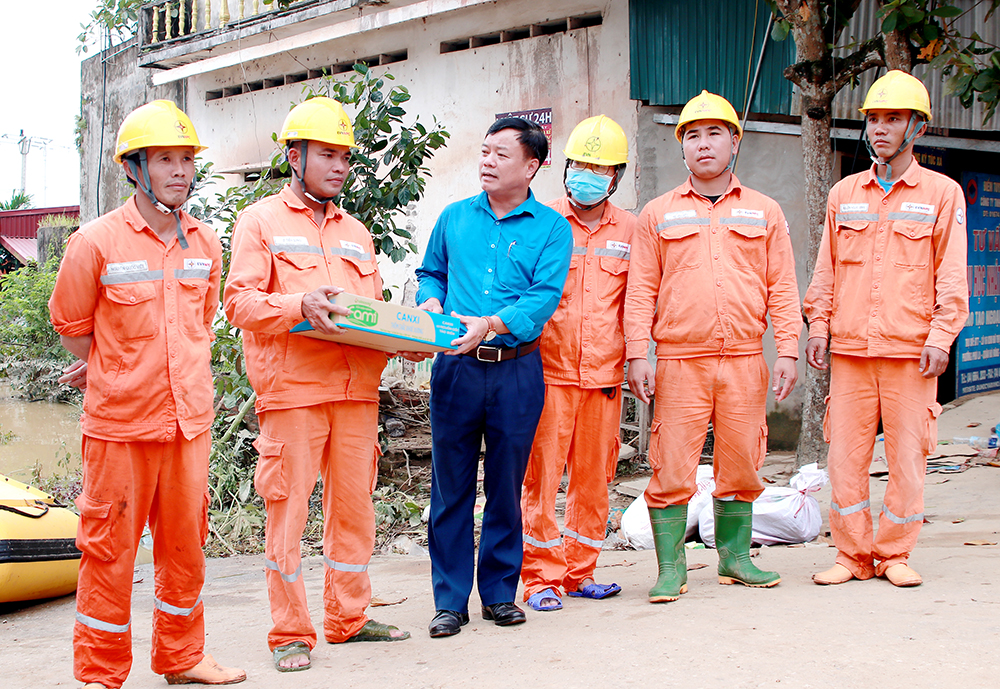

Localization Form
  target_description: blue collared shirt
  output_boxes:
[416,190,572,347]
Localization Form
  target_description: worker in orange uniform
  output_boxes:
[223,97,408,673]
[804,71,968,588]
[48,101,246,688]
[520,115,638,612]
[625,91,801,603]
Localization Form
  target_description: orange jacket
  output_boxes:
[48,196,221,442]
[625,176,801,360]
[803,162,969,358]
[223,186,387,412]
[540,197,638,388]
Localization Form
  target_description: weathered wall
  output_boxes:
[79,40,186,224]
[183,0,634,295]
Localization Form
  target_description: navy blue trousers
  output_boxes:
[427,349,546,612]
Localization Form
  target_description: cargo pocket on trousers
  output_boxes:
[606,434,622,482]
[922,402,943,456]
[200,490,211,547]
[754,424,769,471]
[252,434,288,501]
[74,494,115,561]
[821,394,832,444]
[647,420,663,471]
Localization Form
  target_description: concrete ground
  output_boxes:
[2,395,999,689]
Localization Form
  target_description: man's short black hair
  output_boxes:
[487,117,548,167]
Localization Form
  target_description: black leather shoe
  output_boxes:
[481,602,526,626]
[428,610,469,638]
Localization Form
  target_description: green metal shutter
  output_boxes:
[629,0,796,115]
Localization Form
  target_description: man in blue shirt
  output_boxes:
[410,117,572,638]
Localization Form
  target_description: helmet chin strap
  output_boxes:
[125,150,190,250]
[865,112,925,188]
[288,141,336,206]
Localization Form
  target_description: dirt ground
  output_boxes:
[2,394,999,689]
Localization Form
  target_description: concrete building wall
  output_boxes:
[79,40,187,224]
[182,0,634,296]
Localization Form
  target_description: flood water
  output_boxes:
[0,383,82,482]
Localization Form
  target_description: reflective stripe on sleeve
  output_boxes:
[264,557,302,583]
[76,611,131,634]
[154,595,203,617]
[830,499,871,516]
[100,270,165,285]
[323,555,368,572]
[563,528,604,549]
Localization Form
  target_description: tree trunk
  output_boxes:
[883,28,913,71]
[794,94,834,468]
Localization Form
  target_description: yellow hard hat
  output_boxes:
[277,97,356,148]
[860,70,932,121]
[675,90,743,142]
[564,115,628,166]
[114,100,206,163]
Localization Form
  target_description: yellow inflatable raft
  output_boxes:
[0,473,81,603]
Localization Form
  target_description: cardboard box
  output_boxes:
[290,292,463,353]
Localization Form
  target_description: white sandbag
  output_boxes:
[698,462,828,547]
[620,465,715,549]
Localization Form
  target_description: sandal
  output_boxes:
[344,619,411,642]
[272,641,311,673]
[567,582,621,599]
[527,587,562,611]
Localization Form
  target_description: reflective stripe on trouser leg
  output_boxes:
[826,355,880,579]
[148,431,210,675]
[257,406,323,652]
[520,384,574,599]
[320,401,379,643]
[562,387,622,591]
[644,356,766,508]
[872,358,937,575]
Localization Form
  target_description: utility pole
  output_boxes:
[18,129,30,195]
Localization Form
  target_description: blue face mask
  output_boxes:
[565,168,613,205]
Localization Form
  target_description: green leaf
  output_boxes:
[771,19,790,42]
[930,5,963,18]
[881,13,898,33]
[353,62,369,75]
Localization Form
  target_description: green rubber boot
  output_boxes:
[647,505,688,602]
[714,499,780,587]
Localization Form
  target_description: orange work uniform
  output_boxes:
[223,185,387,649]
[520,198,638,599]
[803,161,968,578]
[624,176,801,507]
[48,196,221,689]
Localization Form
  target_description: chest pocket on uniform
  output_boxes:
[890,222,933,268]
[337,253,378,294]
[104,282,158,341]
[598,255,629,303]
[726,224,767,271]
[497,242,541,292]
[657,225,702,272]
[834,221,871,265]
[176,279,211,335]
[274,251,322,292]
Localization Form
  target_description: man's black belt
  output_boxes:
[463,338,540,363]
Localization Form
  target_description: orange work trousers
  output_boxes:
[254,401,379,649]
[521,385,622,598]
[644,355,769,508]
[73,430,210,689]
[825,354,940,578]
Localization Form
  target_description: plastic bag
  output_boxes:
[620,465,715,549]
[698,462,828,547]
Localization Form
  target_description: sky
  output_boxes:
[0,3,96,208]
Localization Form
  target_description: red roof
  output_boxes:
[0,206,80,265]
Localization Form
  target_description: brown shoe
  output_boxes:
[812,563,854,585]
[883,563,922,587]
[163,654,247,685]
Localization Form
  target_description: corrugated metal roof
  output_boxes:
[816,1,1000,130]
[0,207,80,240]
[629,0,796,114]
